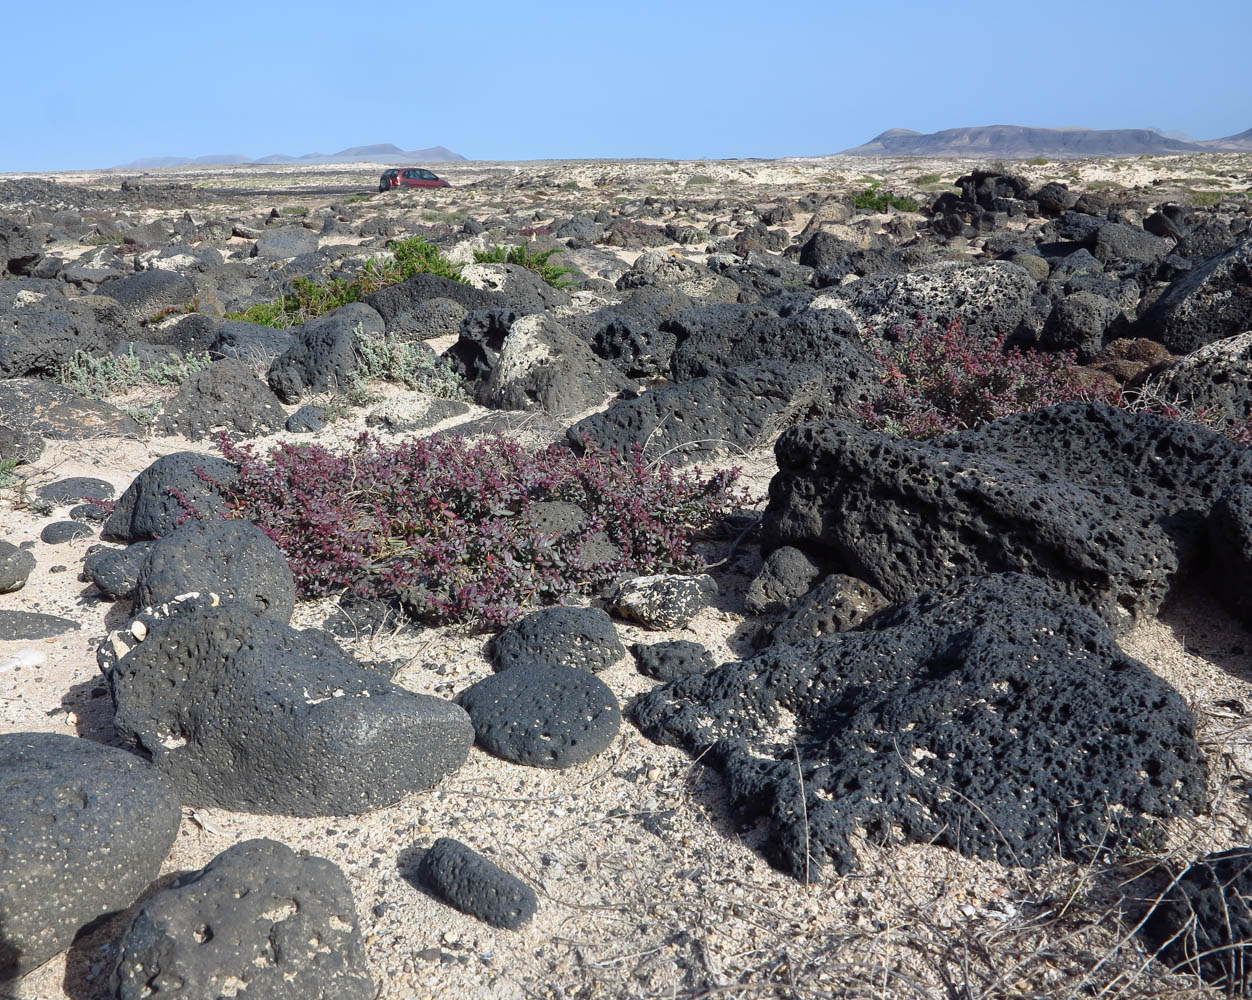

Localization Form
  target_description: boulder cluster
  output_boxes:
[3,162,1252,992]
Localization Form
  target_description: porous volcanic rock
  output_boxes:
[607,573,717,630]
[631,640,716,683]
[156,358,286,440]
[417,837,537,931]
[568,361,830,465]
[1148,331,1252,424]
[109,602,473,814]
[1137,235,1252,354]
[364,272,501,328]
[0,377,140,438]
[0,540,36,594]
[133,519,296,621]
[1140,847,1252,990]
[104,451,239,541]
[744,546,824,616]
[489,606,626,674]
[99,268,196,323]
[1208,487,1252,629]
[631,573,1207,879]
[761,402,1252,629]
[0,298,113,377]
[267,303,384,402]
[456,662,621,768]
[0,733,180,982]
[755,573,890,648]
[83,541,156,600]
[113,838,375,1000]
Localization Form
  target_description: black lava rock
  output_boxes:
[285,404,326,433]
[69,502,109,523]
[632,573,1206,880]
[631,640,716,683]
[110,603,473,815]
[83,541,155,600]
[743,546,824,616]
[113,838,375,1000]
[417,837,537,930]
[40,520,92,544]
[1137,235,1252,354]
[267,303,384,403]
[762,402,1252,630]
[607,573,717,630]
[156,358,286,441]
[755,573,890,648]
[104,451,239,541]
[36,476,114,506]
[0,540,35,593]
[1208,487,1252,630]
[0,733,180,982]
[456,662,621,768]
[489,606,626,673]
[133,519,296,622]
[0,610,80,640]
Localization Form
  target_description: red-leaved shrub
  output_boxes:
[201,432,745,628]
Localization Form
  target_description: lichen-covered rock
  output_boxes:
[456,662,621,768]
[156,358,286,440]
[631,574,1207,879]
[569,361,830,466]
[756,573,889,648]
[113,838,375,1000]
[110,603,473,815]
[417,838,537,930]
[103,451,239,542]
[1148,330,1252,425]
[489,606,626,673]
[1137,235,1252,354]
[0,733,180,982]
[133,519,296,622]
[607,573,717,630]
[478,314,630,416]
[762,402,1252,629]
[1140,847,1252,990]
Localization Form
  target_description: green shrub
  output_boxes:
[229,237,465,329]
[853,188,921,213]
[686,175,716,186]
[0,459,18,488]
[58,348,214,399]
[1028,156,1050,166]
[473,244,577,289]
[913,173,943,185]
[1189,190,1222,207]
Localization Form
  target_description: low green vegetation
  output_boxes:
[58,347,214,399]
[1028,156,1050,166]
[686,175,715,186]
[473,243,577,288]
[853,187,921,213]
[228,237,466,330]
[1188,190,1224,207]
[0,459,18,488]
[912,173,943,185]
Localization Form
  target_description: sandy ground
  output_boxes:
[3,153,1252,998]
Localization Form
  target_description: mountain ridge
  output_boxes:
[119,143,466,169]
[841,124,1251,158]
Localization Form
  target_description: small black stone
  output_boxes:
[36,476,114,505]
[488,606,626,673]
[40,521,93,544]
[417,837,537,930]
[631,640,716,683]
[69,502,108,523]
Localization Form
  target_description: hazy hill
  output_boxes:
[119,143,466,168]
[841,125,1249,158]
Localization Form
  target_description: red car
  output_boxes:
[379,168,451,192]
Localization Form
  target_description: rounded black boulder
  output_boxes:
[83,541,156,600]
[0,540,35,594]
[631,640,715,683]
[0,733,180,982]
[104,451,239,542]
[110,602,474,815]
[113,838,375,1000]
[488,606,626,673]
[456,662,621,768]
[1141,847,1252,990]
[417,837,537,930]
[133,518,296,622]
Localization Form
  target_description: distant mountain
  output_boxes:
[841,125,1251,158]
[117,143,467,168]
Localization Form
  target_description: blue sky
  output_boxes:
[5,0,1250,171]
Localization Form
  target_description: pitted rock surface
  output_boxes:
[1140,847,1252,990]
[456,662,621,768]
[109,603,473,815]
[607,573,717,630]
[133,519,296,622]
[417,837,537,931]
[631,640,716,683]
[113,838,375,1000]
[267,303,384,402]
[762,402,1252,629]
[36,476,114,506]
[489,606,626,673]
[40,520,92,544]
[0,733,180,981]
[83,541,155,599]
[156,358,286,440]
[1148,330,1252,425]
[744,546,824,616]
[568,360,829,466]
[1208,487,1252,630]
[631,574,1206,879]
[104,451,239,541]
[756,573,890,648]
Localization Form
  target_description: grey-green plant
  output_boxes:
[472,244,577,288]
[58,348,214,399]
[352,330,468,400]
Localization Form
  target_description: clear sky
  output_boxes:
[4,0,1250,171]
